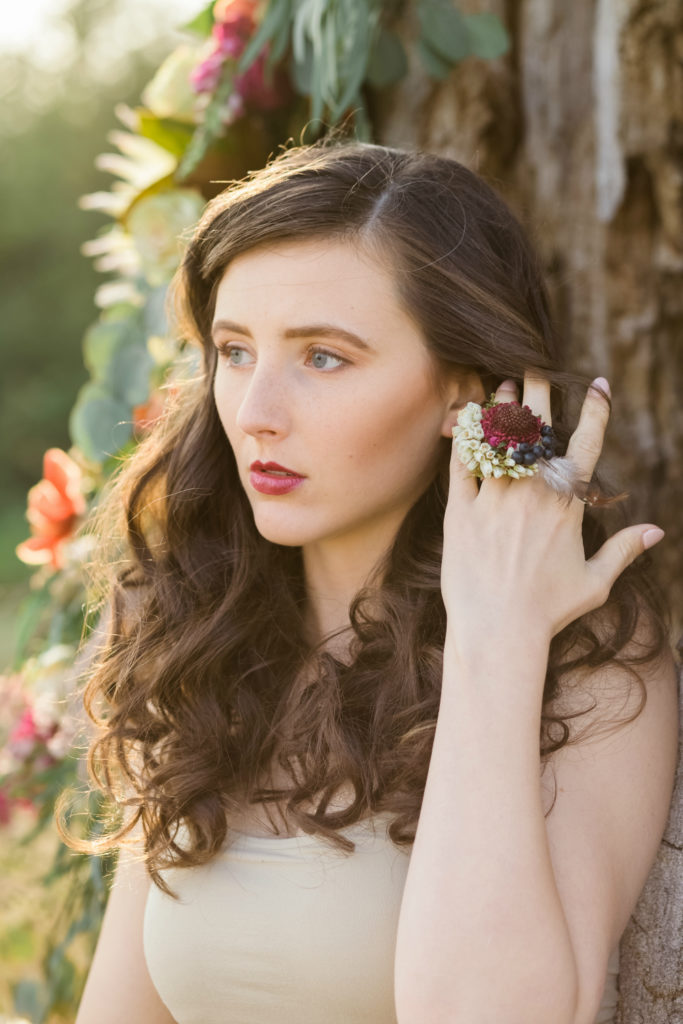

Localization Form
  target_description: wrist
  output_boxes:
[444,616,552,669]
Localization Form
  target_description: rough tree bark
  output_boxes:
[371,1,683,1020]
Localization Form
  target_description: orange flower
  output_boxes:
[16,448,86,570]
[132,385,177,435]
[213,0,258,22]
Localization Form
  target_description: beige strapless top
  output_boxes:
[143,814,620,1023]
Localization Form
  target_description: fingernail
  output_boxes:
[642,527,665,550]
[591,377,610,398]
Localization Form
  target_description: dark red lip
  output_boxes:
[250,460,304,476]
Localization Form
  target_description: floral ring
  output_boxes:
[451,394,583,504]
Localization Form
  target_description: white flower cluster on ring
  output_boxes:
[451,402,539,480]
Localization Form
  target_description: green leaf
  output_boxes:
[268,6,294,67]
[1,923,36,962]
[181,2,216,37]
[417,0,470,64]
[366,29,408,88]
[237,0,293,75]
[69,382,133,464]
[328,0,374,119]
[416,36,453,80]
[176,72,234,181]
[82,317,138,381]
[289,39,315,96]
[12,585,53,668]
[463,12,510,59]
[105,343,154,406]
[13,979,49,1021]
[137,112,194,159]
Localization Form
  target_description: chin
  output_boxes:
[250,512,313,548]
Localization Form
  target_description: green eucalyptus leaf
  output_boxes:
[329,0,374,117]
[463,12,510,59]
[13,979,48,1020]
[104,343,154,406]
[182,2,216,37]
[144,283,171,338]
[268,8,294,67]
[69,382,133,464]
[45,949,77,1007]
[12,585,53,668]
[418,0,470,64]
[82,317,140,380]
[366,29,408,88]
[176,71,234,180]
[290,39,315,96]
[238,0,292,74]
[416,36,453,79]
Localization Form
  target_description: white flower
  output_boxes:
[452,403,541,482]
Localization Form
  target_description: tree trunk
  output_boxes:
[372,1,683,1019]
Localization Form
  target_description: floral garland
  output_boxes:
[1,1,509,1018]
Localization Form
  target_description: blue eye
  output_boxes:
[216,344,348,371]
[309,348,346,370]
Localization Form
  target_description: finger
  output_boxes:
[521,370,552,424]
[449,442,479,501]
[449,424,479,502]
[493,378,518,404]
[565,377,610,479]
[587,523,665,601]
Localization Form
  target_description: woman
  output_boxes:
[65,138,679,1024]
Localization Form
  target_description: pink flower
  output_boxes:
[8,705,58,761]
[0,788,10,826]
[234,51,291,110]
[213,17,253,58]
[9,707,40,760]
[190,2,256,95]
[190,50,227,93]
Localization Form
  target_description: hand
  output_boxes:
[441,372,664,652]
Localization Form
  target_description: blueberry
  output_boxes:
[523,451,536,465]
[518,442,531,453]
[532,445,544,457]
[540,425,553,437]
[512,450,525,464]
[543,446,554,459]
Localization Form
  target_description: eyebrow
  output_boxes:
[210,319,373,353]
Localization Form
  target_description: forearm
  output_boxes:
[394,627,579,1024]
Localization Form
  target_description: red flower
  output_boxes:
[480,401,542,450]
[16,448,86,570]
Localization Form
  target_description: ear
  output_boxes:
[439,371,486,439]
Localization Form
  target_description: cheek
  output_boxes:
[330,381,440,479]
[213,374,235,434]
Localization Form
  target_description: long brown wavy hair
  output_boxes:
[57,135,672,898]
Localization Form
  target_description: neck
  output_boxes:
[301,515,400,650]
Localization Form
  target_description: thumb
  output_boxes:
[587,523,665,592]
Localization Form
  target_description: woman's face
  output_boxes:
[211,237,471,551]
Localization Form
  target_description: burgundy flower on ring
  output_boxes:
[480,401,542,450]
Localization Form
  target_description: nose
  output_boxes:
[233,361,291,438]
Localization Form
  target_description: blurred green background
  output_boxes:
[0,0,201,668]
